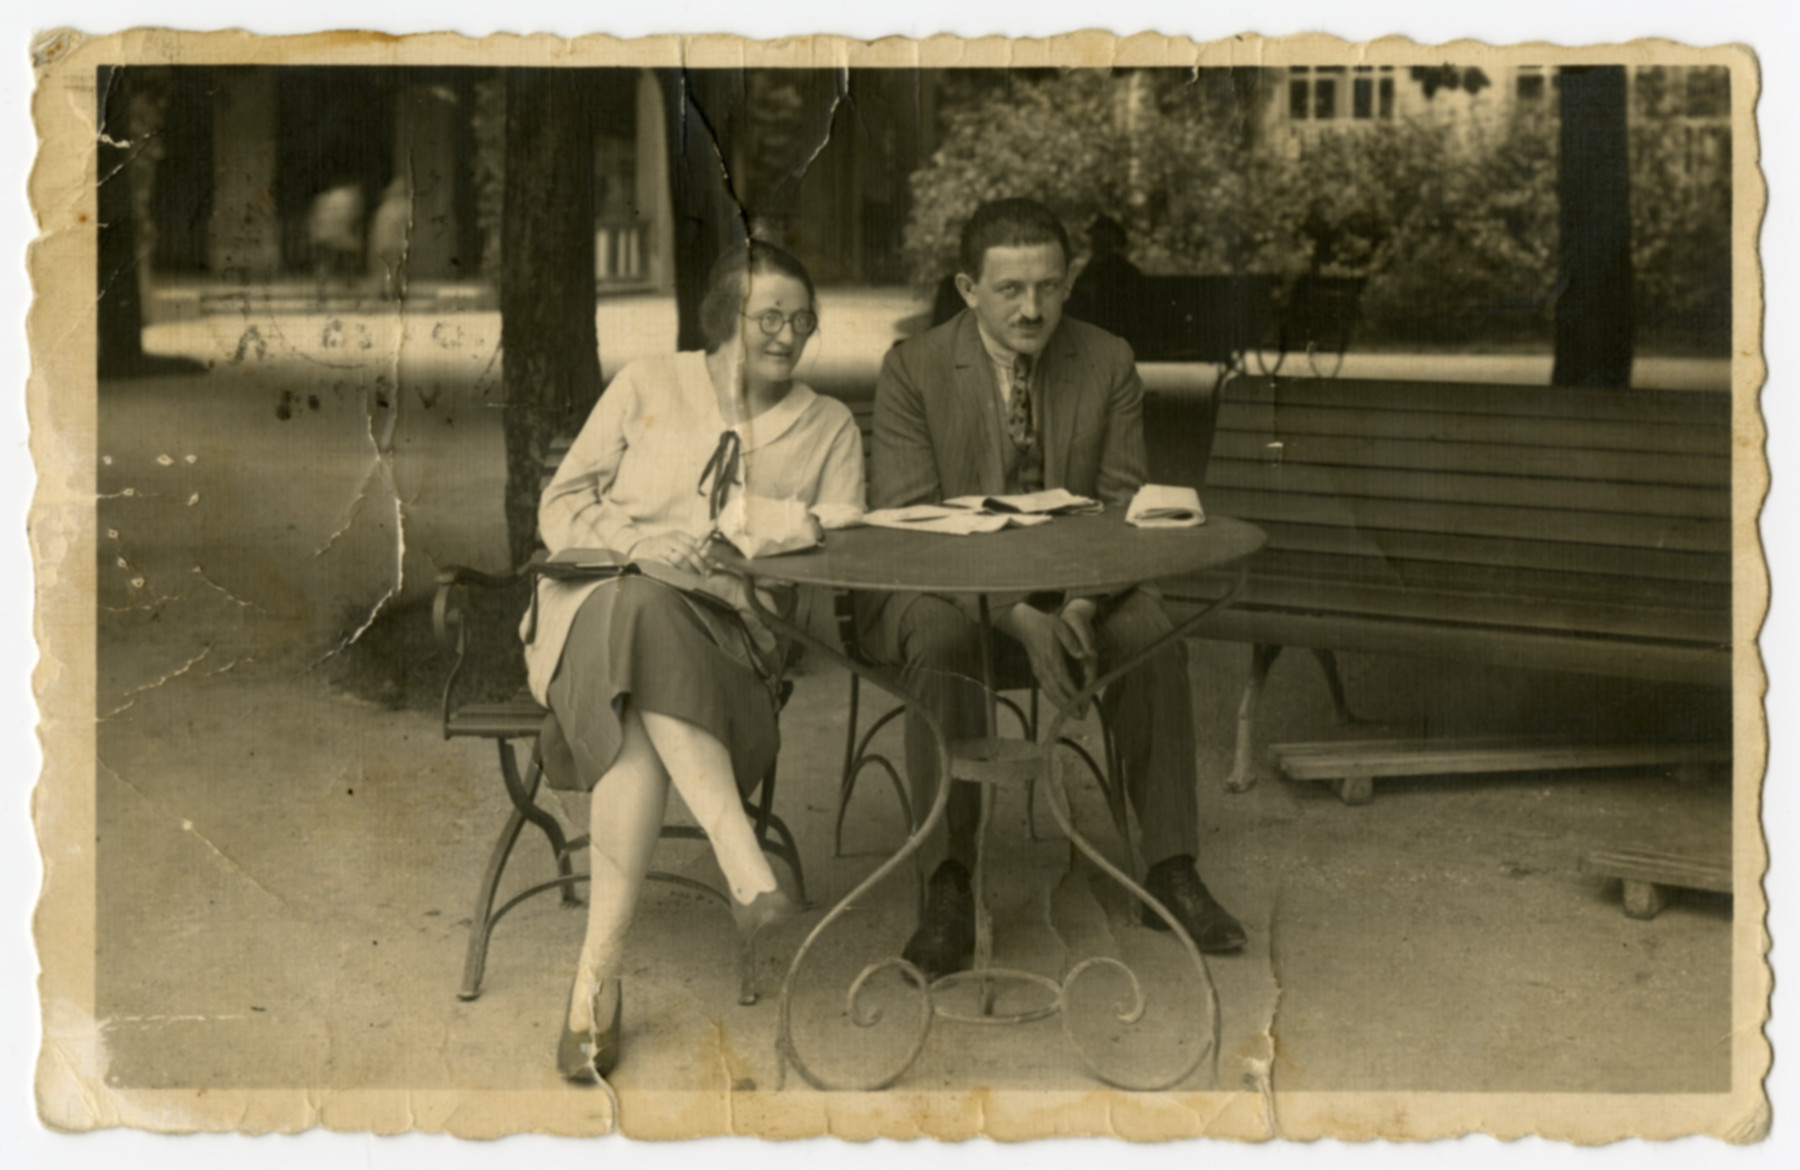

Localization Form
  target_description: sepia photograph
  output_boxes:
[20,12,1773,1149]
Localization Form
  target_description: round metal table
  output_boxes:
[716,511,1265,1091]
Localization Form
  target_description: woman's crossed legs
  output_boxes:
[567,701,781,1033]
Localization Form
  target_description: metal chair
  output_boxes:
[433,564,805,1006]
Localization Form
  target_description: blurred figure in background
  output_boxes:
[307,180,366,294]
[368,176,412,302]
[1067,214,1147,353]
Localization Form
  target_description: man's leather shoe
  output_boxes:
[902,860,976,981]
[1141,857,1246,953]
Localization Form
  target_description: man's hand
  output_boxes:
[628,531,711,576]
[1060,598,1100,702]
[1006,600,1098,712]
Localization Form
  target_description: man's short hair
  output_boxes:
[958,198,1071,281]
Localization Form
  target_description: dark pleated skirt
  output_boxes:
[539,574,778,796]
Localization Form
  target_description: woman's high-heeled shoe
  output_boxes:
[557,975,621,1084]
[732,875,801,1007]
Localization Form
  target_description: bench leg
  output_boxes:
[1310,648,1362,725]
[1622,879,1671,920]
[1227,643,1282,793]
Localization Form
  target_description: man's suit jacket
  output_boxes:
[858,308,1149,647]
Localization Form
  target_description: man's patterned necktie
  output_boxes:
[1006,353,1035,450]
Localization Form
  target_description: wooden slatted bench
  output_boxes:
[1155,373,1733,802]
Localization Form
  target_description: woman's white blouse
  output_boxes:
[522,350,866,702]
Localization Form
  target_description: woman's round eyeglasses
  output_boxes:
[743,309,819,338]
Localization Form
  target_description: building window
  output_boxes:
[1291,65,1393,122]
[1314,78,1337,119]
[1517,71,1545,102]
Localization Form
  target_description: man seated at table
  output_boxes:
[858,197,1246,980]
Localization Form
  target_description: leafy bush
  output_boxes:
[1357,108,1561,345]
[1630,121,1732,351]
[904,71,1143,282]
[904,69,1729,353]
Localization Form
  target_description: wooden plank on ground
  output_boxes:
[1580,847,1733,895]
[1268,738,1731,781]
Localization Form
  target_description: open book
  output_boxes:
[861,504,1027,535]
[944,488,1103,516]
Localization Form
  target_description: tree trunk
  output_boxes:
[659,69,748,352]
[96,67,149,378]
[499,69,600,568]
[97,67,206,380]
[1553,66,1635,388]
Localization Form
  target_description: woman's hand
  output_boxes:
[628,531,712,576]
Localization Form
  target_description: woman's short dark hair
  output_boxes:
[698,241,817,353]
[958,199,1071,282]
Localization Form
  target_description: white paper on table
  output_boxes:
[1126,484,1206,528]
[862,504,1060,535]
[863,505,1012,535]
[944,488,1102,515]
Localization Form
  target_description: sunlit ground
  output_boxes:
[144,280,1731,396]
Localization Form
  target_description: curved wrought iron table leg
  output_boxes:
[738,566,1245,1092]
[776,679,952,1090]
[727,584,950,1091]
[1031,565,1247,1088]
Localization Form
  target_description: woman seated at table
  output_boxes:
[524,241,865,1083]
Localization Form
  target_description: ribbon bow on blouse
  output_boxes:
[697,428,743,522]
